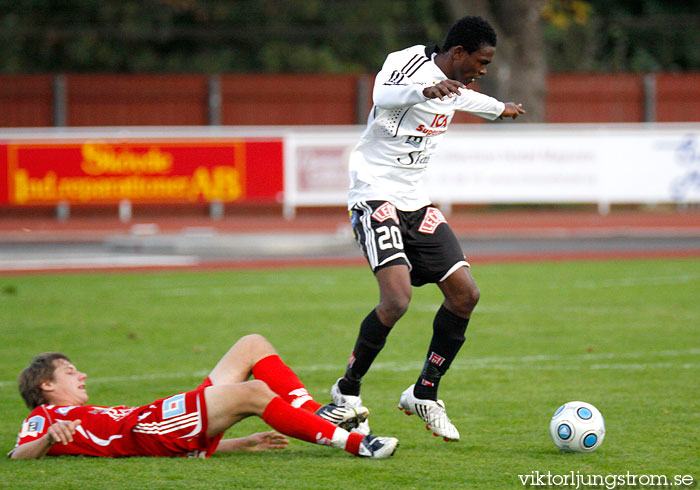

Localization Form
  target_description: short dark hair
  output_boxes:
[18,353,70,409]
[442,15,497,54]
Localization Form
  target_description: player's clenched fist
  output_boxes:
[47,419,81,445]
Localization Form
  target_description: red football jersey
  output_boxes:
[14,404,143,457]
[12,380,222,458]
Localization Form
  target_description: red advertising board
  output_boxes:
[0,138,283,205]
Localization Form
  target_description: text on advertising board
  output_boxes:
[1,139,283,205]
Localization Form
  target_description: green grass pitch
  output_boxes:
[1,258,698,489]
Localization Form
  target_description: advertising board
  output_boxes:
[0,136,283,205]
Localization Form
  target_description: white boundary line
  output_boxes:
[2,349,697,389]
[0,255,199,271]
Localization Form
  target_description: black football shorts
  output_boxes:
[350,200,469,287]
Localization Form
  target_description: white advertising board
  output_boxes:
[427,124,700,206]
[283,124,700,216]
[283,128,358,217]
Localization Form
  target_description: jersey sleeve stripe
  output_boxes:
[406,58,429,77]
[385,71,406,85]
[400,53,430,79]
[400,54,421,73]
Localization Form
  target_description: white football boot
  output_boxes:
[397,384,460,441]
[315,403,369,431]
[357,435,399,459]
[330,378,371,435]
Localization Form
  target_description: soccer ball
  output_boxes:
[550,401,605,452]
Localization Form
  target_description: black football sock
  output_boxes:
[338,309,392,396]
[414,305,469,400]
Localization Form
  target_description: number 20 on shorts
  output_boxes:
[377,226,404,250]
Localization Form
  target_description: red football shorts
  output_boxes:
[130,377,224,458]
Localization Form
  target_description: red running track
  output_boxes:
[1,209,699,274]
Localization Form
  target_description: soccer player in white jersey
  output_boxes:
[330,15,525,441]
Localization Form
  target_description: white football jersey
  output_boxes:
[348,45,506,211]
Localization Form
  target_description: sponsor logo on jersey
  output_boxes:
[414,125,445,137]
[371,202,399,225]
[418,207,446,234]
[20,416,45,438]
[406,135,423,148]
[415,114,450,136]
[430,114,449,128]
[91,406,139,421]
[398,150,432,166]
[428,352,446,366]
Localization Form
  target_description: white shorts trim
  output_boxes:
[376,252,411,270]
[438,260,470,283]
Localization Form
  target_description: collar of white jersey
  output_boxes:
[423,44,447,82]
[425,45,440,58]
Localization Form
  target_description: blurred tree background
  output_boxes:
[1,0,698,74]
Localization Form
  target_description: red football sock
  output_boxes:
[262,397,334,444]
[344,432,365,455]
[262,396,363,454]
[253,355,322,413]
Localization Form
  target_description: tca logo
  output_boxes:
[430,114,449,128]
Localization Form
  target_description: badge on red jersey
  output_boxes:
[19,416,45,438]
[162,394,187,419]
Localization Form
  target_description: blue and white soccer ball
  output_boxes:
[550,401,606,452]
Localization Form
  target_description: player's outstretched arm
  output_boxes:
[9,419,81,459]
[499,102,526,119]
[214,431,289,453]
